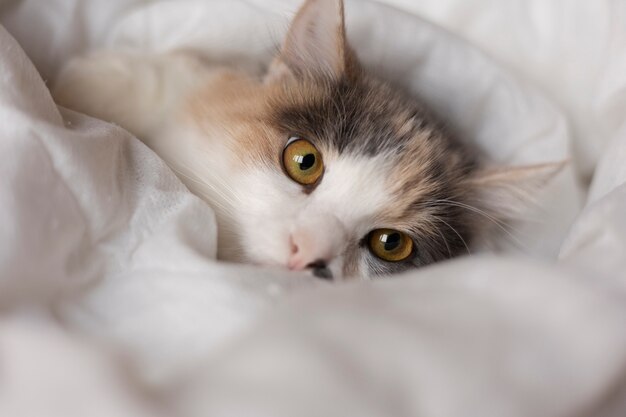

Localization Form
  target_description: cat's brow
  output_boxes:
[270,76,437,157]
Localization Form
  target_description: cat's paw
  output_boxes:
[53,50,212,137]
[54,52,133,120]
[53,51,164,136]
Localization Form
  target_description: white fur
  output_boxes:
[54,51,394,277]
[234,154,392,275]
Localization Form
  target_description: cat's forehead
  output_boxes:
[268,75,431,156]
[222,73,480,274]
[266,74,477,216]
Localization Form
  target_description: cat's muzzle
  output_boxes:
[307,260,333,280]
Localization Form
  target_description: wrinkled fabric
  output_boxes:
[0,1,625,416]
[384,0,626,182]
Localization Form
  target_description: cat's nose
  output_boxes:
[287,214,345,274]
[288,235,331,271]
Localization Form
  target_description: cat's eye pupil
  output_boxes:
[297,153,316,171]
[381,233,401,251]
[369,229,413,262]
[282,138,323,186]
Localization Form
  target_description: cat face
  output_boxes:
[184,0,560,280]
[227,74,476,279]
[201,0,478,280]
[51,0,561,280]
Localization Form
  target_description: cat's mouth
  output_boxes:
[306,260,333,281]
[250,258,335,281]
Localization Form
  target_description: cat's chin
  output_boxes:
[242,258,342,282]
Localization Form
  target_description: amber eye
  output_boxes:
[282,138,324,186]
[368,229,414,262]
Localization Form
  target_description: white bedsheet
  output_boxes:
[1,1,625,416]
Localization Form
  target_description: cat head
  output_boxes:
[189,0,561,280]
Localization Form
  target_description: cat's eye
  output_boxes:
[368,229,414,262]
[282,138,324,186]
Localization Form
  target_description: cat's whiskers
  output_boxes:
[434,224,453,258]
[422,199,528,251]
[433,216,471,256]
[170,167,241,213]
[430,199,510,227]
[168,168,247,259]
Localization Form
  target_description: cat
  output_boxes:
[53,0,560,280]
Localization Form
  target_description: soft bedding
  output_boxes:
[1,0,625,416]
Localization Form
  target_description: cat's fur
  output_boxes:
[53,0,559,280]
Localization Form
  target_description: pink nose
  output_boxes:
[286,214,345,271]
[287,232,331,271]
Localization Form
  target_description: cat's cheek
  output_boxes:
[236,206,298,267]
[326,255,345,281]
[332,249,361,280]
[237,218,293,266]
[231,168,303,265]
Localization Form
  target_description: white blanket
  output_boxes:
[1,1,626,416]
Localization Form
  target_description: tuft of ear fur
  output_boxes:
[466,161,567,219]
[267,0,353,82]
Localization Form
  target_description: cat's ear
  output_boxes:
[466,161,567,218]
[267,0,352,82]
